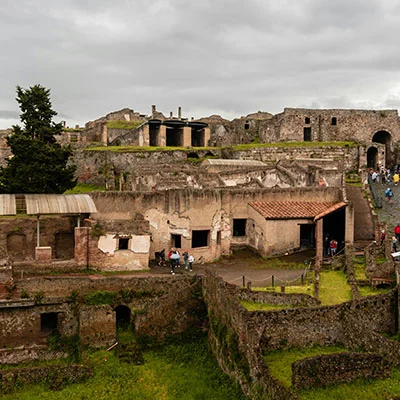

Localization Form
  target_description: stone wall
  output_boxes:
[0,216,77,262]
[0,275,205,362]
[72,145,361,189]
[89,187,342,262]
[261,108,400,145]
[202,271,400,399]
[291,352,391,389]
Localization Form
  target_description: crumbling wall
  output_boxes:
[202,271,399,398]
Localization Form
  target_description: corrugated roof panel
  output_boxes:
[0,194,16,215]
[25,194,97,214]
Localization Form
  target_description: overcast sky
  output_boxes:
[0,0,400,128]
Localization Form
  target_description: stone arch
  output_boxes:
[7,233,27,261]
[115,305,131,330]
[367,146,378,169]
[372,130,392,165]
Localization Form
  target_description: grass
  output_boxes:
[64,183,106,194]
[253,271,352,306]
[353,257,367,280]
[265,346,400,399]
[358,286,391,297]
[1,338,245,400]
[240,300,294,311]
[264,345,349,388]
[85,141,357,153]
[106,120,143,130]
[299,368,400,400]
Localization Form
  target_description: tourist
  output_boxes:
[183,250,189,270]
[372,170,378,183]
[394,172,399,186]
[380,230,386,246]
[329,239,338,256]
[393,236,398,253]
[188,254,194,271]
[385,188,394,204]
[170,250,180,275]
[395,224,400,241]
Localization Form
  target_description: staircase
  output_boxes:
[346,185,375,252]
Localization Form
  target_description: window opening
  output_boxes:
[171,234,182,248]
[118,238,129,250]
[303,127,312,142]
[233,219,247,236]
[305,117,310,124]
[41,313,58,335]
[331,117,337,126]
[192,230,210,248]
[115,305,131,330]
[217,231,222,245]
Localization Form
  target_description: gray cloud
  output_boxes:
[0,0,400,128]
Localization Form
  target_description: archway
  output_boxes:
[115,305,131,330]
[367,146,378,169]
[372,130,391,166]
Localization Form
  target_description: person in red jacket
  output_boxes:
[329,239,338,256]
[395,224,400,241]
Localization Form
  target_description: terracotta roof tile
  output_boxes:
[249,201,338,219]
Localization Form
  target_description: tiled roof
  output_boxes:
[249,201,339,219]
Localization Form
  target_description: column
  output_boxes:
[182,126,191,147]
[204,128,211,146]
[159,125,167,147]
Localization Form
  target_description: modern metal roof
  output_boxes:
[0,194,97,215]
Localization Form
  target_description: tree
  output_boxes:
[0,85,76,193]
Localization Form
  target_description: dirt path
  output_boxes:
[149,249,314,287]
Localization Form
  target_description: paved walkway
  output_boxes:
[147,249,312,287]
[371,181,400,234]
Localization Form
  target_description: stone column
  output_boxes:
[314,219,323,300]
[204,128,211,146]
[182,126,191,147]
[101,125,108,146]
[345,203,354,246]
[159,125,167,147]
[141,124,150,147]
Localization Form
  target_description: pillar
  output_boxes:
[159,125,167,147]
[141,124,150,147]
[101,125,108,146]
[204,127,211,146]
[314,218,323,300]
[345,204,354,245]
[183,126,191,147]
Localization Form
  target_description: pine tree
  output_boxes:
[0,85,76,193]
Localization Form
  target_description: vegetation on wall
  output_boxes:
[106,120,143,130]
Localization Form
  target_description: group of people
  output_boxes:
[158,248,194,275]
[370,165,400,186]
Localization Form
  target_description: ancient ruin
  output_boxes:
[1,104,400,398]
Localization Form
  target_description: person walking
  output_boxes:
[395,224,400,242]
[183,250,189,270]
[329,239,338,256]
[188,254,194,271]
[393,236,398,253]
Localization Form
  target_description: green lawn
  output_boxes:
[240,300,294,311]
[264,345,349,387]
[64,183,105,194]
[1,339,245,400]
[264,346,400,399]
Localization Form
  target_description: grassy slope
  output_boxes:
[1,339,245,400]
